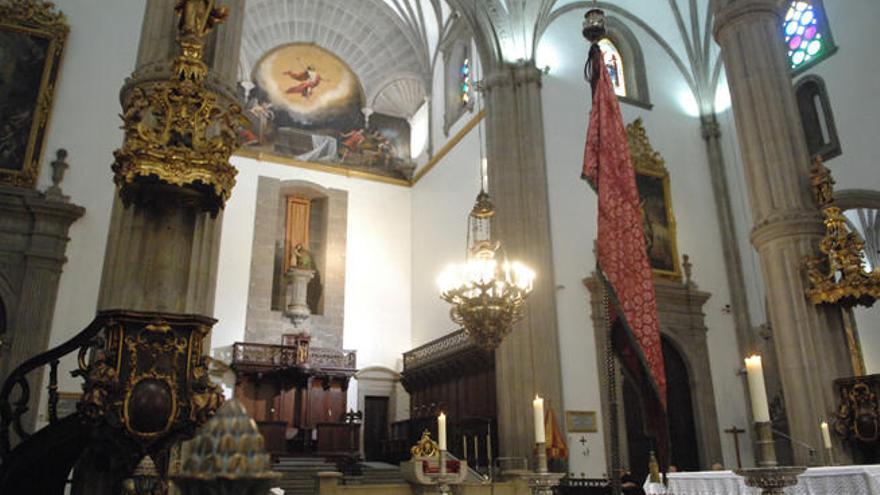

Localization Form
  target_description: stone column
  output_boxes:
[483,62,564,462]
[713,0,853,464]
[99,0,245,316]
[700,114,754,352]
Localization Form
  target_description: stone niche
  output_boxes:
[245,176,347,348]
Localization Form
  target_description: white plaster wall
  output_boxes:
[538,8,754,475]
[37,1,144,404]
[212,157,413,380]
[410,127,482,346]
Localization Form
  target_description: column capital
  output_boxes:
[714,0,782,42]
[700,114,722,141]
[482,61,543,92]
[749,210,824,249]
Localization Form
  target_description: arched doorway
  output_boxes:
[662,336,700,471]
[622,336,700,478]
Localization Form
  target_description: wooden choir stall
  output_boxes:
[395,329,498,472]
[231,334,359,457]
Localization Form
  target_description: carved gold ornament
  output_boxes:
[112,0,243,215]
[411,429,440,458]
[805,157,880,307]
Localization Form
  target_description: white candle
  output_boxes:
[438,412,447,451]
[533,396,546,444]
[744,355,771,423]
[821,421,832,449]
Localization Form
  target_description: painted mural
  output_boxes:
[239,43,414,180]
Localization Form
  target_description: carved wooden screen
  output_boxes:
[284,196,311,271]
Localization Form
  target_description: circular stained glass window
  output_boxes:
[783,1,826,70]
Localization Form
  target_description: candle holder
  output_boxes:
[401,432,467,495]
[735,466,806,495]
[527,442,563,495]
[755,421,778,467]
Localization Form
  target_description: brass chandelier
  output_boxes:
[437,188,535,350]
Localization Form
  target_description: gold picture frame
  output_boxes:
[627,118,682,281]
[0,0,68,188]
[566,410,598,433]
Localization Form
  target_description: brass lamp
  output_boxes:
[437,189,535,350]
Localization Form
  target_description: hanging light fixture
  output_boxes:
[437,169,535,350]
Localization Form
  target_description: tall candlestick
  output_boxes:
[463,435,468,462]
[438,412,447,451]
[473,435,479,466]
[820,421,832,449]
[533,396,546,444]
[744,355,770,423]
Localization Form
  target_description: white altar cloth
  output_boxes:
[666,466,880,495]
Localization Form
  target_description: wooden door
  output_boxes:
[364,396,389,461]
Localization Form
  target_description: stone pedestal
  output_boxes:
[483,62,563,461]
[713,0,854,464]
[286,267,315,330]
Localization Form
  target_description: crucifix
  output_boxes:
[724,425,746,469]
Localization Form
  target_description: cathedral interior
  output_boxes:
[0,0,879,494]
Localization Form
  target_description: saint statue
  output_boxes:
[292,243,313,269]
[174,0,229,40]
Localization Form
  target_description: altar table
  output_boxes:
[666,466,880,495]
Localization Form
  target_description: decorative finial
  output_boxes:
[582,8,606,43]
[46,148,69,200]
[682,254,693,287]
[172,0,229,82]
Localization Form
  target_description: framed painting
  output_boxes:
[627,118,682,280]
[0,0,68,188]
[566,410,598,433]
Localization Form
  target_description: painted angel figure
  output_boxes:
[283,66,322,98]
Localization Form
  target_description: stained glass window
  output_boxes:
[598,38,626,97]
[783,1,828,70]
[460,57,471,106]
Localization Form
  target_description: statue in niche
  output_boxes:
[291,243,313,269]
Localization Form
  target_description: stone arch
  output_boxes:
[585,274,724,474]
[835,189,880,272]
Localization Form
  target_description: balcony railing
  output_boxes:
[232,341,356,373]
[403,329,474,371]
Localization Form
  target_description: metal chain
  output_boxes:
[603,281,621,495]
